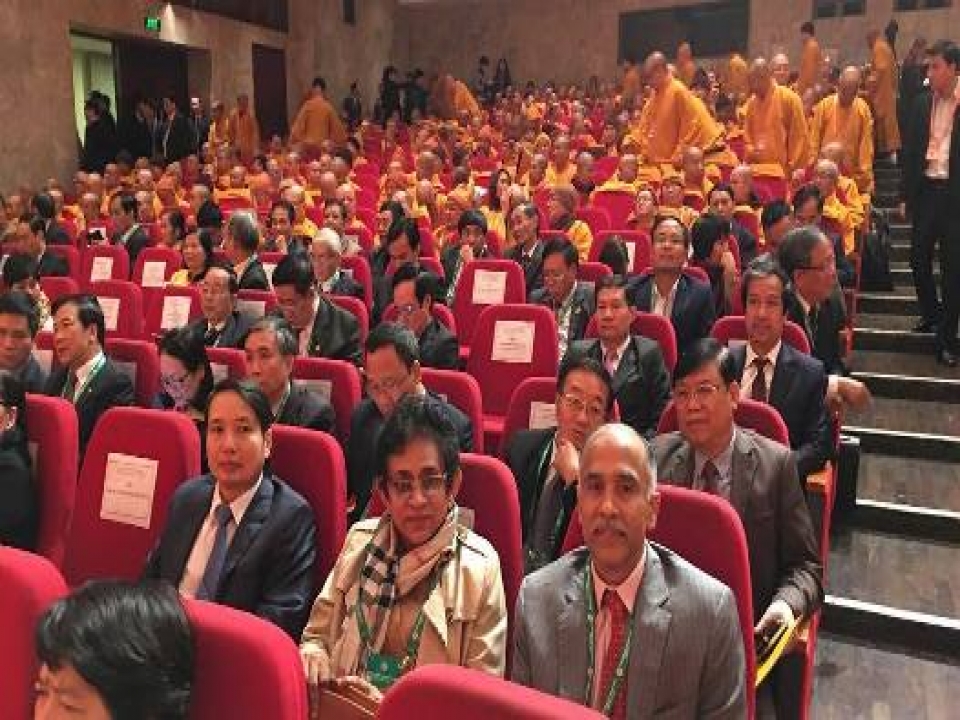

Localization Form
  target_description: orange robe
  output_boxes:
[869,38,901,153]
[798,37,822,95]
[228,110,261,162]
[290,95,347,149]
[630,78,704,166]
[808,94,875,194]
[743,84,810,176]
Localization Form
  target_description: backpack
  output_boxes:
[860,208,894,291]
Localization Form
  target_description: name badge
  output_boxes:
[365,653,403,691]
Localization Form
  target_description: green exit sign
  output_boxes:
[144,15,161,32]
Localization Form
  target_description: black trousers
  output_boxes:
[910,180,960,350]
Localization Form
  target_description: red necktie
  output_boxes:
[599,589,629,720]
[751,356,768,402]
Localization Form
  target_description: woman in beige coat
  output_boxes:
[300,396,507,709]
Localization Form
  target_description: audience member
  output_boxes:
[169,229,215,286]
[0,373,35,550]
[311,227,365,299]
[189,264,253,349]
[391,264,459,370]
[224,211,270,291]
[108,192,150,269]
[0,291,47,393]
[530,238,594,357]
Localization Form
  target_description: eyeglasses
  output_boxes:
[558,392,606,420]
[364,373,411,397]
[674,382,723,406]
[384,473,449,501]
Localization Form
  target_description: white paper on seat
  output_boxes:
[302,378,333,403]
[342,267,355,280]
[90,255,114,282]
[33,348,53,374]
[100,453,158,529]
[491,320,535,363]
[98,296,121,332]
[625,242,637,271]
[211,363,229,384]
[236,299,266,317]
[264,263,277,287]
[141,261,167,288]
[161,296,192,330]
[727,338,747,351]
[472,269,507,305]
[529,401,558,430]
[114,360,138,386]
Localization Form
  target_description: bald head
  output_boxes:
[749,58,773,97]
[820,141,848,168]
[644,52,670,89]
[771,53,791,85]
[581,423,658,503]
[838,66,862,105]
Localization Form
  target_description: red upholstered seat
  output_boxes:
[584,311,678,372]
[26,394,79,569]
[236,288,278,318]
[291,356,361,442]
[81,244,130,287]
[105,337,160,407]
[186,599,309,720]
[207,347,248,383]
[589,190,636,229]
[144,285,203,339]
[38,275,80,306]
[90,279,144,340]
[421,367,484,453]
[577,261,612,285]
[495,376,558,458]
[328,293,369,344]
[62,408,201,587]
[575,205,611,236]
[46,244,82,282]
[711,315,811,355]
[340,253,374,310]
[451,259,527,359]
[132,245,182,288]
[0,548,68,720]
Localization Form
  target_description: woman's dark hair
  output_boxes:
[374,394,460,487]
[690,213,728,262]
[166,210,188,244]
[486,169,511,211]
[597,236,629,275]
[35,580,195,720]
[186,229,215,278]
[365,322,420,369]
[386,217,421,252]
[158,325,214,411]
[205,378,274,432]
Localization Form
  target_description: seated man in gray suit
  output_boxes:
[241,315,335,435]
[653,338,824,718]
[513,423,747,719]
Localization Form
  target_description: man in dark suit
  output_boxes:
[441,209,494,304]
[530,238,594,357]
[310,227,365,301]
[14,216,69,278]
[347,323,472,521]
[709,183,759,265]
[271,254,362,365]
[190,265,253,349]
[627,215,715,358]
[0,291,48,394]
[241,316,335,435]
[188,96,210,155]
[30,192,71,246]
[160,96,193,163]
[652,338,823,718]
[899,40,960,365]
[372,217,422,324]
[44,294,135,453]
[733,258,832,480]
[565,275,670,439]
[513,424,747,720]
[108,192,150,270]
[506,202,544,297]
[779,226,871,414]
[506,355,613,573]
[144,380,317,640]
[391,263,459,370]
[225,212,270,292]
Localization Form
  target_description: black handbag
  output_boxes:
[860,209,894,291]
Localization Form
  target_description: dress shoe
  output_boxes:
[936,348,958,368]
[913,319,939,334]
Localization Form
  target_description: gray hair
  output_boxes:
[227,211,260,254]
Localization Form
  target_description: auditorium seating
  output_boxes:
[711,315,812,355]
[584,311,679,372]
[577,260,612,286]
[38,275,80,305]
[62,408,202,587]
[236,288,278,317]
[329,293,370,343]
[574,205,611,236]
[46,244,82,281]
[144,285,203,339]
[0,548,68,720]
[90,279,144,339]
[592,230,652,273]
[340,253,374,309]
[382,301,458,335]
[105,337,161,407]
[81,244,130,286]
[207,346,248,383]
[589,189,635,228]
[421,367,485,452]
[292,356,361,441]
[451,259,527,361]
[132,245,182,288]
[496,376,558,458]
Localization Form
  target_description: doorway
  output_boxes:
[253,44,288,142]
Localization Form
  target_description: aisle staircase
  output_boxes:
[812,160,960,716]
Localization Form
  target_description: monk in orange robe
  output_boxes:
[867,30,901,155]
[798,22,823,95]
[227,94,261,163]
[743,58,810,178]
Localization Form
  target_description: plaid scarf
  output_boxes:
[356,505,459,654]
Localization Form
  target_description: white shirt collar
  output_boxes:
[591,543,647,614]
[212,473,263,528]
[745,339,782,369]
[74,349,104,385]
[601,335,632,362]
[320,269,341,293]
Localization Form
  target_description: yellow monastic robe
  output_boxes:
[208,119,230,149]
[453,81,481,118]
[690,95,739,168]
[293,217,319,238]
[809,94,876,195]
[822,193,857,255]
[228,110,261,162]
[726,54,749,99]
[743,83,810,176]
[798,37,822,95]
[630,78,703,165]
[869,38,901,153]
[546,163,577,187]
[290,95,347,149]
[566,219,593,262]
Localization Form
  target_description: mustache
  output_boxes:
[589,519,626,537]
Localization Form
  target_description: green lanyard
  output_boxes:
[63,354,106,402]
[584,566,635,716]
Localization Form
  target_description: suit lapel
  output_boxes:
[558,552,590,704]
[729,429,758,518]
[670,276,688,327]
[613,338,639,392]
[664,441,695,488]
[629,546,672,719]
[74,358,109,411]
[219,475,275,590]
[769,344,795,409]
[170,479,215,580]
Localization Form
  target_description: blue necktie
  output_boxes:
[196,504,234,601]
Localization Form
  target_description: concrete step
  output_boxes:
[843,425,960,463]
[858,453,960,513]
[858,293,919,316]
[889,242,910,263]
[854,327,935,354]
[855,313,916,332]
[845,396,960,438]
[873,191,900,209]
[853,371,960,403]
[851,349,960,380]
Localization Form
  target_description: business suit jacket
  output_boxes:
[900,89,960,212]
[418,318,460,370]
[36,251,69,278]
[44,356,135,454]
[507,241,545,298]
[785,288,847,376]
[440,244,493,299]
[162,112,194,163]
[143,472,318,639]
[0,433,38,550]
[347,391,473,521]
[277,382,336,435]
[44,220,72,246]
[565,336,671,439]
[190,311,253,350]
[730,342,832,479]
[114,225,150,270]
[238,257,271,292]
[327,272,366,301]
[627,273,716,358]
[512,544,747,720]
[653,428,823,623]
[16,354,48,395]
[529,283,595,348]
[305,297,362,366]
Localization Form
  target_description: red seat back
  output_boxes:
[592,156,620,184]
[593,230,652,273]
[236,289,278,318]
[81,244,130,287]
[711,315,811,355]
[0,548,68,720]
[105,337,161,407]
[451,259,527,351]
[575,205,611,236]
[657,397,790,446]
[343,223,375,255]
[354,207,376,234]
[90,279,144,340]
[421,367,484,452]
[291,356,361,442]
[144,285,203,339]
[466,304,559,417]
[268,426,347,586]
[26,394,79,568]
[207,347,248,383]
[589,190,635,228]
[577,261,612,286]
[44,245,82,282]
[328,294,369,344]
[132,245,182,288]
[38,276,80,306]
[340,254,374,310]
[584,311,678,372]
[186,599,309,720]
[63,408,202,586]
[496,377,558,458]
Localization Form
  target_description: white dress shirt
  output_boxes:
[651,277,680,318]
[70,350,105,402]
[926,78,959,180]
[179,475,263,598]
